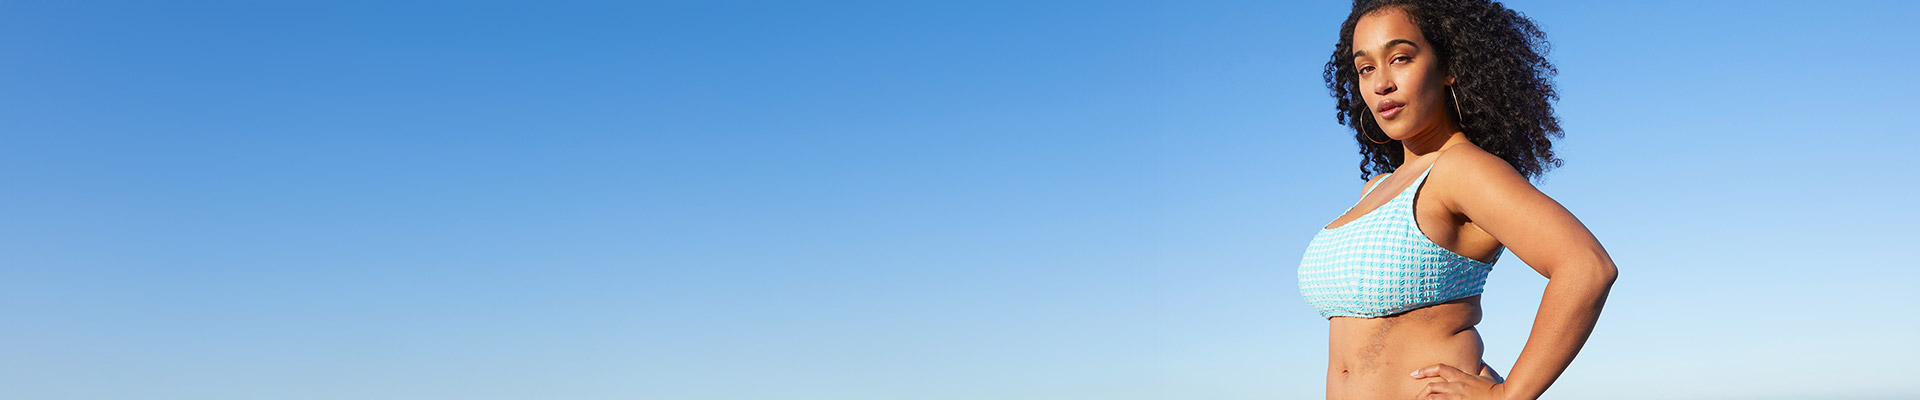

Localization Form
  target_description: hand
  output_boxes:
[1409,363,1508,400]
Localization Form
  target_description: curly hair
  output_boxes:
[1323,0,1563,182]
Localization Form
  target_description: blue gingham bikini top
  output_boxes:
[1297,155,1502,318]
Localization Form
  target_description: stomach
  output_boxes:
[1324,295,1487,400]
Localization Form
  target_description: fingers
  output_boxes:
[1409,363,1471,382]
[1412,381,1465,400]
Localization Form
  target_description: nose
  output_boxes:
[1372,75,1396,96]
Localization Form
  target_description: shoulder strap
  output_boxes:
[1367,149,1450,197]
[1416,147,1451,180]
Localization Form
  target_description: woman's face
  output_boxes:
[1351,7,1455,141]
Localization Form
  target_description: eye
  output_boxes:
[1359,65,1374,74]
[1393,56,1411,63]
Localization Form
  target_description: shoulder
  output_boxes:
[1362,172,1390,196]
[1439,145,1528,183]
[1433,144,1545,213]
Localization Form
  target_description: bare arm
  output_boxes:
[1442,150,1618,400]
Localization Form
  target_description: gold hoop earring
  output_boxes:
[1449,86,1463,123]
[1359,113,1390,144]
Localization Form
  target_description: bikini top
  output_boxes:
[1297,154,1501,319]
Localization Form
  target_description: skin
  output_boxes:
[1321,7,1619,400]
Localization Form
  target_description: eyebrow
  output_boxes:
[1351,39,1420,59]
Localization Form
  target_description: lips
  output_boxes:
[1376,99,1405,119]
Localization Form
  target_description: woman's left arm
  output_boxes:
[1413,151,1618,400]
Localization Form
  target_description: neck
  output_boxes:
[1398,120,1465,166]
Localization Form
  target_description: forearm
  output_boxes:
[1501,264,1616,400]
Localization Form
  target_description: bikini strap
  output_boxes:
[1363,149,1450,197]
[1416,148,1450,180]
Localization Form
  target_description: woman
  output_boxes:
[1297,1,1618,399]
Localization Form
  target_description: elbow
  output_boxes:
[1597,261,1618,288]
[1562,253,1618,289]
[1591,262,1618,308]
[1583,249,1618,288]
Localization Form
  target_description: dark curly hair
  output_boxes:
[1323,0,1563,182]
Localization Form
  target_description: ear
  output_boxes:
[1446,75,1456,86]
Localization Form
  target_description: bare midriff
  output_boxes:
[1325,294,1487,400]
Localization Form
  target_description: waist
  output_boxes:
[1325,296,1484,399]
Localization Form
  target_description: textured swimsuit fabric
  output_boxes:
[1297,160,1501,318]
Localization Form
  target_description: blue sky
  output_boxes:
[3,1,1917,399]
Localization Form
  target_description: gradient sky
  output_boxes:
[3,1,1917,399]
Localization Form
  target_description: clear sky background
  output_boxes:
[3,1,1917,399]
